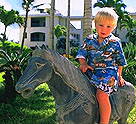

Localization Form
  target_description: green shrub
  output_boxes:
[0,41,32,101]
[123,42,136,61]
[70,47,79,58]
[123,42,136,84]
[0,41,32,73]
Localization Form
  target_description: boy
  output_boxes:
[76,7,127,124]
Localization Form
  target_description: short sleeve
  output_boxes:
[75,37,89,61]
[115,41,127,66]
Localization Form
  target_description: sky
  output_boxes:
[0,0,136,42]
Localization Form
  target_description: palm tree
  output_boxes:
[48,0,55,50]
[21,0,34,53]
[93,0,126,9]
[66,0,70,57]
[21,0,44,52]
[83,0,92,40]
[0,6,23,45]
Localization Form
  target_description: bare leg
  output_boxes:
[96,89,111,124]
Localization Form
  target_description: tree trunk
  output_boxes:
[1,25,7,47]
[83,0,92,41]
[3,70,16,101]
[20,9,29,53]
[48,0,55,50]
[66,0,70,57]
[13,68,22,85]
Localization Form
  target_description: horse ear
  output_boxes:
[42,44,49,50]
[41,44,46,49]
[35,45,41,49]
[35,46,38,49]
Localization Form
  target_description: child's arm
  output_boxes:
[79,58,94,73]
[118,66,125,86]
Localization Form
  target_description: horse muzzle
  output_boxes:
[16,84,35,99]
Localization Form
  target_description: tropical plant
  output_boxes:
[123,60,136,85]
[120,14,136,45]
[125,30,136,45]
[0,6,23,45]
[0,41,32,101]
[54,24,66,39]
[54,24,66,52]
[93,0,126,10]
[123,42,136,84]
[83,0,92,40]
[56,37,79,55]
[70,47,79,58]
[57,37,66,54]
[123,42,136,61]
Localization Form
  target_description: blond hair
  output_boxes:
[94,7,118,26]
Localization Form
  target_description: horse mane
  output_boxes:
[32,47,95,103]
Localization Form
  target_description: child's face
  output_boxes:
[95,19,116,41]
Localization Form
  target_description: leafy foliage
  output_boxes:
[70,47,79,58]
[54,24,66,39]
[0,6,23,27]
[123,43,136,84]
[123,42,136,61]
[0,41,32,101]
[0,41,32,73]
[54,24,67,53]
[56,37,79,55]
[125,30,136,45]
[120,14,136,45]
[0,6,23,42]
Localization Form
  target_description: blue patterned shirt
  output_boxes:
[76,33,127,89]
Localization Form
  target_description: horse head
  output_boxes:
[16,46,96,104]
[16,50,53,98]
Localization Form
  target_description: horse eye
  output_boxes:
[35,62,45,69]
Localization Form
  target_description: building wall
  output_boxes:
[19,13,83,49]
[19,16,50,47]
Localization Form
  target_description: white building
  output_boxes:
[19,12,83,49]
[19,12,136,49]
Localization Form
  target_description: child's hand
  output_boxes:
[80,64,94,73]
[119,76,125,87]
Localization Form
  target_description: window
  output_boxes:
[31,17,45,27]
[70,33,80,47]
[31,32,45,42]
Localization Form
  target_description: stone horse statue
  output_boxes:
[16,46,135,124]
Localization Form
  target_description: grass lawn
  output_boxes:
[0,73,135,124]
[0,83,57,124]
